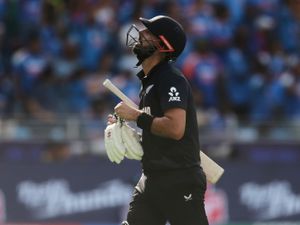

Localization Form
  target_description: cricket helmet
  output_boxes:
[139,15,186,60]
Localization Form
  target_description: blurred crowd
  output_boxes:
[1,0,300,129]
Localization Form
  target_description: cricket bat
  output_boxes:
[103,79,224,184]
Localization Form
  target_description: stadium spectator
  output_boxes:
[0,0,299,130]
[11,29,49,117]
[182,39,227,112]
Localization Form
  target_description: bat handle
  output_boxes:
[103,79,138,109]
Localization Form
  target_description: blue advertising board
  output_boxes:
[0,159,299,224]
[207,161,300,223]
[0,159,141,223]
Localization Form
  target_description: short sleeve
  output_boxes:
[158,74,188,112]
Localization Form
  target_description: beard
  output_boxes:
[133,43,156,66]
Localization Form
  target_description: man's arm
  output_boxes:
[151,108,185,140]
[114,102,186,140]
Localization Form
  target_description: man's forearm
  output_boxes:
[151,116,185,140]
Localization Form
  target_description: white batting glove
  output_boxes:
[121,122,143,160]
[104,119,126,164]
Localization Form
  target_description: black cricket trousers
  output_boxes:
[125,167,209,225]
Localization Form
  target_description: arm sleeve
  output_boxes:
[158,74,188,112]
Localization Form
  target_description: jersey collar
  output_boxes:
[136,61,169,81]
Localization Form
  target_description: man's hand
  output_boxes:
[104,115,143,163]
[114,102,142,121]
[107,114,117,125]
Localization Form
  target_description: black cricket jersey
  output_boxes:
[137,61,201,174]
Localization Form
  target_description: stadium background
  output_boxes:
[0,0,300,224]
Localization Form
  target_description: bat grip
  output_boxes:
[103,79,138,109]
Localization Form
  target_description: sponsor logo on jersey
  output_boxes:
[142,106,151,115]
[168,87,181,102]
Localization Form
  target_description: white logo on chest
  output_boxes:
[168,87,181,102]
[145,84,154,95]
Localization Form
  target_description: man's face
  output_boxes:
[126,24,161,66]
[139,29,160,48]
[126,25,159,50]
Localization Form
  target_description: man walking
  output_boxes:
[112,15,209,225]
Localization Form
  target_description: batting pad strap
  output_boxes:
[137,112,154,132]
